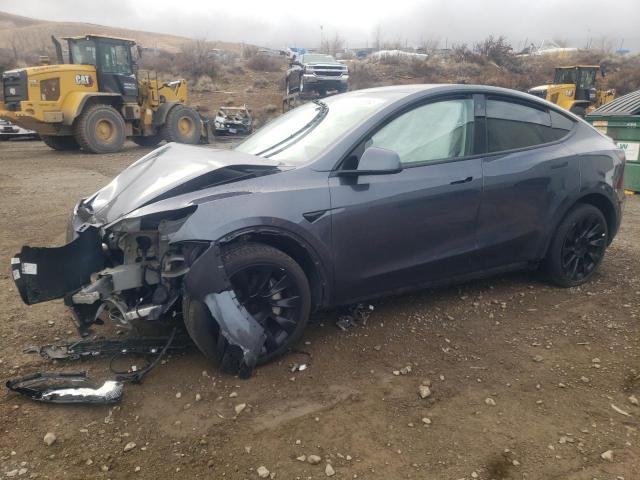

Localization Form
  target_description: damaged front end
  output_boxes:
[11,206,267,377]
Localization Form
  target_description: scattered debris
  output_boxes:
[325,463,336,476]
[256,465,270,478]
[24,334,192,361]
[123,441,136,452]
[485,397,497,406]
[601,450,614,461]
[307,454,322,465]
[532,355,544,363]
[611,404,632,417]
[235,403,247,415]
[400,365,412,375]
[629,395,639,406]
[296,455,307,462]
[6,372,123,404]
[336,304,374,330]
[43,432,57,446]
[418,385,432,399]
[291,363,308,372]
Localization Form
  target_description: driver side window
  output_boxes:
[368,98,474,166]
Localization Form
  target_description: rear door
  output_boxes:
[329,96,484,303]
[474,96,579,270]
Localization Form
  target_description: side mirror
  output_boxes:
[337,147,403,176]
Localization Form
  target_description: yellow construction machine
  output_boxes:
[528,65,616,116]
[0,35,209,153]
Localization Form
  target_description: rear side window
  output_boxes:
[486,99,572,153]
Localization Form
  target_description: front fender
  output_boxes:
[64,93,122,125]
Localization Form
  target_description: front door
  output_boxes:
[329,96,483,303]
[96,40,138,103]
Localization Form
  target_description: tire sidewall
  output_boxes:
[81,106,126,153]
[546,204,608,287]
[163,106,202,144]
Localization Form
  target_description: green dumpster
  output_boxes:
[586,90,640,192]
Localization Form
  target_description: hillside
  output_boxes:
[0,10,242,54]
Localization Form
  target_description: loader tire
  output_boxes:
[74,104,126,154]
[131,134,163,147]
[161,105,202,144]
[41,135,80,151]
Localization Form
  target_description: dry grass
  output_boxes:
[246,54,283,73]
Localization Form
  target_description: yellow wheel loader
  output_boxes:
[0,35,211,153]
[528,65,616,116]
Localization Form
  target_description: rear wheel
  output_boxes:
[184,243,311,367]
[74,104,126,154]
[41,135,80,151]
[161,105,202,144]
[131,134,163,147]
[545,204,608,287]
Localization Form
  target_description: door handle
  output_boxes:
[450,176,473,185]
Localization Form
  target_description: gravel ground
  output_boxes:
[0,139,638,480]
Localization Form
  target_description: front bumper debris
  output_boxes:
[183,243,267,378]
[24,334,193,361]
[12,228,104,305]
[6,372,123,404]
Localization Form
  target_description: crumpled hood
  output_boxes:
[82,143,281,225]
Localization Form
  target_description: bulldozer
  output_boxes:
[527,65,616,116]
[0,34,209,153]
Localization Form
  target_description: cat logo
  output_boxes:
[75,74,94,87]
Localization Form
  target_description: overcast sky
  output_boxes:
[3,0,639,51]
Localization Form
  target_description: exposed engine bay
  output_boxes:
[12,211,265,378]
[8,143,323,387]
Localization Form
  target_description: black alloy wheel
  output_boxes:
[560,214,607,281]
[229,262,304,360]
[546,203,608,287]
[223,244,310,363]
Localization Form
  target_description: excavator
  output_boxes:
[0,34,210,153]
[528,65,616,116]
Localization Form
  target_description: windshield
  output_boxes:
[302,54,337,64]
[70,40,97,66]
[235,93,395,165]
[554,68,577,84]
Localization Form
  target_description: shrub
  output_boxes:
[246,55,282,72]
[253,78,269,89]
